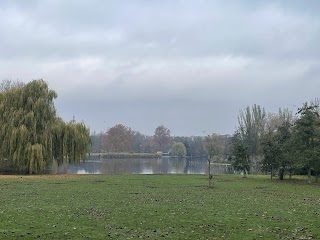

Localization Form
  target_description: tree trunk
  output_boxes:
[307,168,312,184]
[271,167,273,180]
[208,160,211,187]
[289,168,292,179]
[279,167,284,180]
[243,169,247,178]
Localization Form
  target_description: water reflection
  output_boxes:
[66,157,234,175]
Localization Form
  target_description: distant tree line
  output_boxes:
[90,125,233,159]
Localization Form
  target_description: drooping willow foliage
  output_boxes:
[52,119,90,166]
[0,79,90,174]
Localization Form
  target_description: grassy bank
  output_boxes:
[90,152,161,159]
[0,174,319,239]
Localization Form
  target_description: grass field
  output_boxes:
[0,174,319,239]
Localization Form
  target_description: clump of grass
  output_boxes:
[0,174,319,239]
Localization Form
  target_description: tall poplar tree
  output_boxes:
[238,104,266,157]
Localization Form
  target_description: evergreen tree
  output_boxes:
[262,115,293,180]
[261,131,280,179]
[276,120,294,179]
[231,133,251,176]
[293,103,320,184]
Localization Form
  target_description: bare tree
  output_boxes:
[0,79,24,92]
[152,125,171,153]
[204,133,223,187]
[104,124,133,152]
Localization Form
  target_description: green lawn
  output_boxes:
[0,174,319,239]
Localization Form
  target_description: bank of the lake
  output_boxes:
[0,174,319,239]
[90,152,162,159]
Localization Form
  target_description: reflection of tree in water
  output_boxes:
[158,158,169,174]
[184,159,190,174]
[67,161,102,174]
[211,163,233,174]
[169,158,187,174]
[184,158,207,174]
[98,158,160,174]
[100,159,134,174]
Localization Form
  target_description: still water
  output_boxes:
[66,157,234,175]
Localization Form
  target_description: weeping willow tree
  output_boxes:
[52,119,90,166]
[0,79,90,174]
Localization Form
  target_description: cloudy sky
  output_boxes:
[1,0,319,136]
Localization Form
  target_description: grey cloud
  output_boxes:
[1,0,320,60]
[1,0,320,135]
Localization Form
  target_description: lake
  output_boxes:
[65,157,234,175]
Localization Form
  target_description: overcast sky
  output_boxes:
[1,0,319,136]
